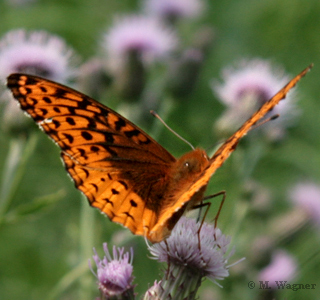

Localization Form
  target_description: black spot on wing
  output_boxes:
[111,188,119,195]
[82,168,89,178]
[100,145,118,157]
[30,98,38,105]
[63,133,74,144]
[87,117,97,129]
[124,129,140,138]
[118,180,128,190]
[77,96,92,110]
[104,198,114,206]
[103,132,114,144]
[90,183,98,192]
[43,97,51,103]
[91,146,99,152]
[52,119,60,128]
[115,118,126,131]
[66,117,76,125]
[81,131,93,141]
[53,87,67,98]
[40,108,48,116]
[77,148,86,157]
[24,76,38,85]
[67,106,76,115]
[124,211,134,220]
[25,87,32,94]
[130,199,137,207]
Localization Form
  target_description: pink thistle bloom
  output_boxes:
[90,243,134,298]
[103,15,177,66]
[212,59,298,140]
[258,250,298,289]
[143,0,204,20]
[0,29,78,132]
[0,29,78,82]
[290,182,320,227]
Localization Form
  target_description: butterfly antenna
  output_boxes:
[250,114,279,130]
[150,110,195,150]
[205,114,280,154]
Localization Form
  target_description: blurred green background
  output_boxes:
[0,0,320,299]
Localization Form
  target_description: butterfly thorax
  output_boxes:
[170,148,209,183]
[166,150,209,205]
[165,148,209,209]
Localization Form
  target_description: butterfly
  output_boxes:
[7,65,311,243]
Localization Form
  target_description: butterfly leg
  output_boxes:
[203,190,226,229]
[164,239,171,280]
[192,201,211,251]
[193,190,226,250]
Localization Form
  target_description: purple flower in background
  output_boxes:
[103,15,177,67]
[258,250,298,289]
[102,15,178,99]
[0,29,78,82]
[6,0,35,6]
[212,59,298,140]
[290,182,320,227]
[0,29,78,132]
[90,243,134,298]
[143,0,204,21]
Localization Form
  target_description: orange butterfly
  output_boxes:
[7,65,311,243]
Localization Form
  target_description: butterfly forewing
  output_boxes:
[7,74,175,237]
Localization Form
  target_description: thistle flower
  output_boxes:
[6,0,35,6]
[143,0,204,22]
[289,182,320,227]
[148,217,236,299]
[0,29,78,82]
[90,243,135,299]
[143,281,163,300]
[212,59,298,140]
[103,15,177,99]
[0,29,78,133]
[258,250,298,289]
[103,15,177,67]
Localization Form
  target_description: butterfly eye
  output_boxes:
[183,160,199,172]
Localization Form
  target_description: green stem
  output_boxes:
[78,194,95,300]
[229,136,267,238]
[46,196,95,300]
[0,134,38,226]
